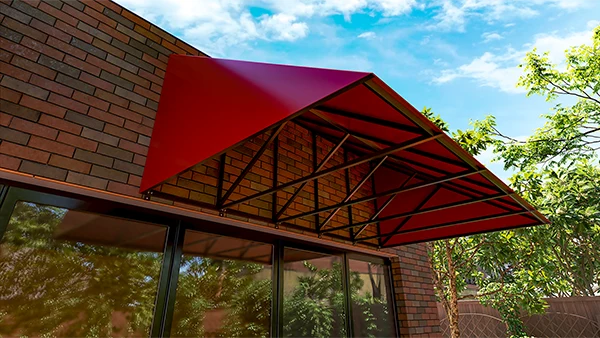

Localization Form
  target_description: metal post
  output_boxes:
[271,242,285,337]
[344,150,353,239]
[216,153,226,208]
[341,253,354,338]
[312,131,320,228]
[272,136,279,222]
[150,221,185,337]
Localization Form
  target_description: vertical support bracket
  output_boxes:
[312,131,320,229]
[272,136,279,223]
[344,149,354,239]
[216,153,226,208]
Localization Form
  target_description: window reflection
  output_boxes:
[0,201,166,337]
[349,259,395,338]
[171,230,273,337]
[282,248,346,338]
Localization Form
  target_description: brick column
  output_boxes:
[389,243,442,337]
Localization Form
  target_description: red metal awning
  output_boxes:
[141,55,549,248]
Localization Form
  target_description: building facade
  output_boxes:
[0,1,546,337]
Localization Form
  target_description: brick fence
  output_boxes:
[0,1,441,336]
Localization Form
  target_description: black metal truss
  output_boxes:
[150,105,542,246]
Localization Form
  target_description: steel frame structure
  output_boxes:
[147,94,543,248]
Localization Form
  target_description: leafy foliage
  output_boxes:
[426,24,600,338]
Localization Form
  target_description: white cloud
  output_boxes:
[358,31,377,39]
[259,14,309,41]
[547,0,588,9]
[587,20,600,29]
[370,0,420,16]
[114,0,419,55]
[433,23,595,93]
[430,0,589,31]
[432,0,466,31]
[482,32,503,43]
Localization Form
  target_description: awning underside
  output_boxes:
[141,56,548,248]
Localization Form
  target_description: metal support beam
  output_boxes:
[343,192,509,237]
[380,186,442,246]
[298,115,470,170]
[274,133,349,221]
[219,122,287,207]
[363,81,546,225]
[318,156,387,232]
[351,173,417,239]
[314,106,423,135]
[298,120,522,213]
[297,116,498,192]
[222,134,442,209]
[364,210,532,245]
[278,169,483,224]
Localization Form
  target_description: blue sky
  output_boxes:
[115,0,599,179]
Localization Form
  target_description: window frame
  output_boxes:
[0,184,399,338]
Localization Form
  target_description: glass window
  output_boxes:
[348,258,395,338]
[171,230,273,337]
[282,248,346,338]
[0,201,167,337]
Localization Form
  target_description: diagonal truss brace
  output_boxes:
[221,134,443,210]
[218,122,287,208]
[274,134,350,221]
[317,156,387,232]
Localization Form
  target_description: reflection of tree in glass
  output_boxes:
[283,261,346,338]
[172,256,271,337]
[351,263,393,338]
[0,202,162,337]
[282,261,391,338]
[0,202,392,337]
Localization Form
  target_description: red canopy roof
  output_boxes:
[141,55,548,247]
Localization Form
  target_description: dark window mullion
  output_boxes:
[385,259,400,337]
[151,221,185,338]
[342,253,354,338]
[271,241,284,337]
[0,186,14,239]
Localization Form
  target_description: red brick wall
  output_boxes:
[0,0,440,335]
[389,244,443,337]
[0,0,203,196]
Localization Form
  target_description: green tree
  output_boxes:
[0,202,162,337]
[426,24,600,338]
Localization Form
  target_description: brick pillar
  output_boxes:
[389,243,442,337]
